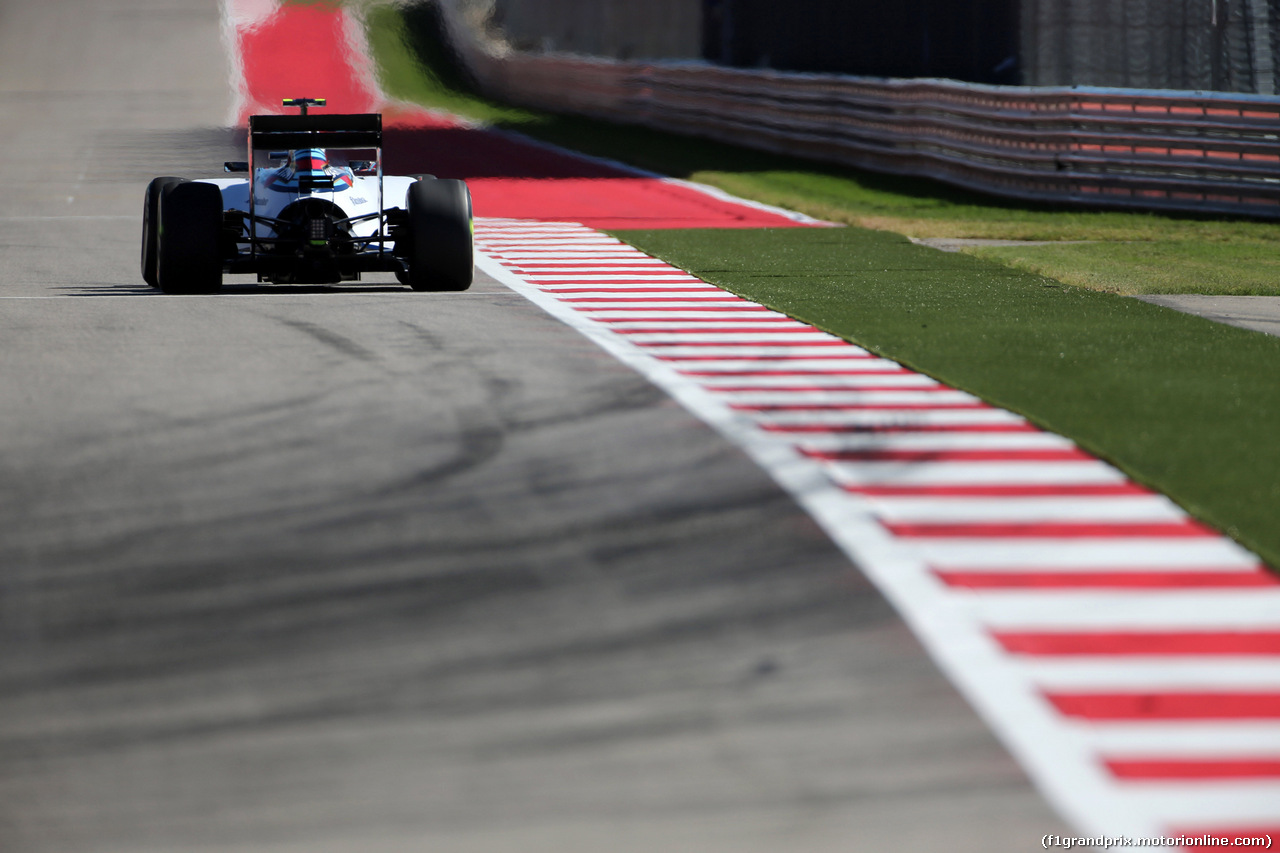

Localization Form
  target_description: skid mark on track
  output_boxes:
[279,319,381,364]
[474,217,1280,849]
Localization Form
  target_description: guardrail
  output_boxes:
[442,13,1280,219]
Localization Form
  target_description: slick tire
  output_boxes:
[141,176,184,288]
[405,178,473,292]
[157,181,224,294]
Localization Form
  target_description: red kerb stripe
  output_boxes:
[637,340,849,348]
[735,402,990,412]
[562,297,746,303]
[501,262,654,267]
[762,422,1039,434]
[1047,691,1280,720]
[661,357,870,363]
[545,288,718,294]
[614,326,821,335]
[1106,758,1280,780]
[537,282,707,288]
[582,306,772,313]
[802,447,1091,462]
[682,369,897,378]
[887,520,1216,538]
[996,630,1280,655]
[844,482,1151,497]
[713,384,946,393]
[935,570,1279,589]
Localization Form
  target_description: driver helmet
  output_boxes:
[283,148,354,191]
[289,148,329,174]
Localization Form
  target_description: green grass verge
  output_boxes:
[611,226,1280,566]
[364,5,1280,567]
[969,239,1280,296]
[365,3,541,125]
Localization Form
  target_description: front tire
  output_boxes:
[405,178,473,292]
[157,181,224,294]
[141,176,183,288]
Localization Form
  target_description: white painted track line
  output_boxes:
[869,496,1191,523]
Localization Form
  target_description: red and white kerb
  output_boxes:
[475,218,1280,850]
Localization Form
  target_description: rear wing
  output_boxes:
[243,110,387,263]
[247,112,382,152]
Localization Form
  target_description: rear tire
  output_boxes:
[157,181,224,294]
[141,176,183,288]
[405,178,472,292]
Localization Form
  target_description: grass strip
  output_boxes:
[968,239,1280,296]
[612,226,1280,567]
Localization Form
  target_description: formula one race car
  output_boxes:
[141,98,472,293]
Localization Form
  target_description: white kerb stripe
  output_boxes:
[868,496,1191,523]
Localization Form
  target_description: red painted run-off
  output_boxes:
[231,5,805,229]
[234,4,380,121]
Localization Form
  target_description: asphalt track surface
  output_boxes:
[0,1,1068,850]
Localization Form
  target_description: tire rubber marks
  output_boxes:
[474,217,1280,847]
